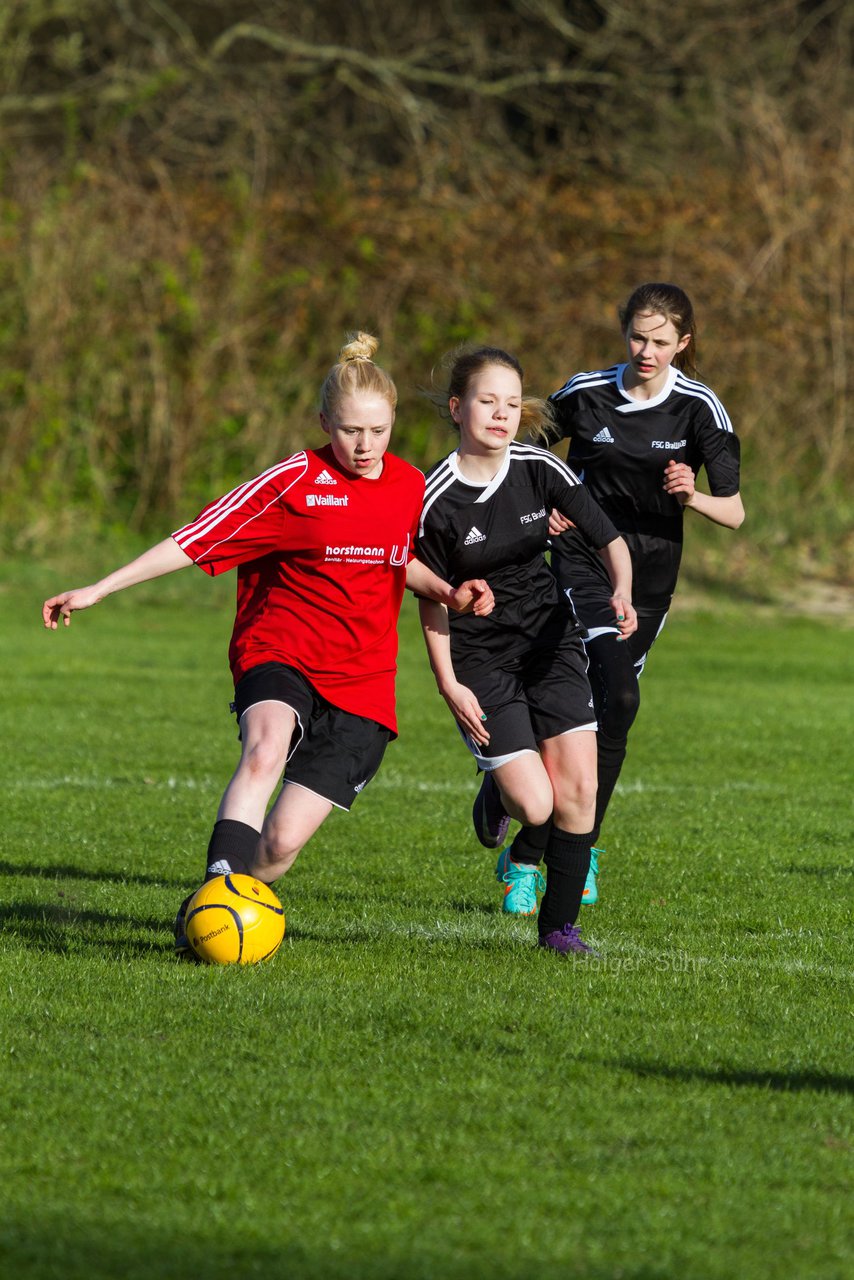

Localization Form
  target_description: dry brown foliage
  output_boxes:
[0,1,850,588]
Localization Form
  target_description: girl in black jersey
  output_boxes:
[416,346,636,955]
[547,283,744,904]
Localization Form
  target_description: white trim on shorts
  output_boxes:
[280,777,345,811]
[469,715,596,770]
[470,745,538,772]
[238,699,304,763]
[582,625,620,643]
[553,719,598,737]
[634,612,668,678]
[466,716,598,769]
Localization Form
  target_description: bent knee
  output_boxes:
[514,798,553,828]
[553,770,597,814]
[600,685,640,736]
[256,829,301,876]
[241,739,288,783]
[505,781,554,828]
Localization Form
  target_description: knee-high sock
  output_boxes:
[508,820,550,865]
[205,819,260,880]
[538,828,594,936]
[585,614,666,842]
[592,731,628,845]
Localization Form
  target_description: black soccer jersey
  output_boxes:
[416,441,618,673]
[547,364,741,614]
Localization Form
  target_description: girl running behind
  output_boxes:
[547,284,744,905]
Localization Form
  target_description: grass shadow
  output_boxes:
[0,902,171,957]
[617,1057,854,1096]
[0,859,190,889]
[449,897,501,915]
[781,863,854,877]
[0,1216,682,1280]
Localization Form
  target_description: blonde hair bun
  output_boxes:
[339,332,379,364]
[319,331,397,419]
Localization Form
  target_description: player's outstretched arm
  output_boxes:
[417,598,490,746]
[596,536,637,640]
[42,537,194,629]
[405,557,494,616]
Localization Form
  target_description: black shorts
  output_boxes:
[458,640,596,768]
[231,663,391,811]
[562,575,672,647]
[563,581,669,677]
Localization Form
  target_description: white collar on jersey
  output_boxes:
[449,446,511,502]
[614,363,678,413]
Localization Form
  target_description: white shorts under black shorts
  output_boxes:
[457,639,597,770]
[231,662,391,811]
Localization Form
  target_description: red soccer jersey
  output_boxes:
[172,444,425,733]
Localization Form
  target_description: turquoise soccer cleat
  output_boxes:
[495,848,545,916]
[581,846,604,905]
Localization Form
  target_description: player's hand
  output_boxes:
[610,596,637,640]
[448,578,494,617]
[439,679,490,746]
[548,508,576,536]
[42,586,102,629]
[663,459,696,506]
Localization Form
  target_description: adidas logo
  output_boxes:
[464,526,487,545]
[593,426,615,444]
[315,469,337,485]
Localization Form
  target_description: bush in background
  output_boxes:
[0,1,850,592]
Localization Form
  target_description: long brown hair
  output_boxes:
[619,283,698,377]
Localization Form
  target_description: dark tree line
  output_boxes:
[0,0,849,184]
[0,2,850,584]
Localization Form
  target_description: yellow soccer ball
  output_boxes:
[185,874,285,964]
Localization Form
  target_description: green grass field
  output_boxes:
[2,562,852,1279]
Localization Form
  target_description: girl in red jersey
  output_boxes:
[43,333,493,951]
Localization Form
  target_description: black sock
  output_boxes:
[509,820,551,865]
[593,730,628,844]
[538,828,593,937]
[204,819,261,881]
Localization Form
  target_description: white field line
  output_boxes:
[8,775,222,790]
[10,773,789,796]
[371,773,786,794]
[609,778,788,794]
[600,937,853,980]
[8,773,470,794]
[336,919,853,980]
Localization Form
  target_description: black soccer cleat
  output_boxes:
[472,770,511,849]
[173,893,197,961]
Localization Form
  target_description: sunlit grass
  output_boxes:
[2,569,851,1279]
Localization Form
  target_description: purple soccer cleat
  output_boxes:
[538,923,598,957]
[472,770,511,849]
